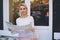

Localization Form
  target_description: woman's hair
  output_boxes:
[19,3,27,10]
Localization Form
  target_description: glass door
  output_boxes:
[3,0,52,40]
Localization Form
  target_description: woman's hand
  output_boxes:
[31,27,35,32]
[24,27,35,32]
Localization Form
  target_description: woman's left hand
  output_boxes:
[24,27,35,32]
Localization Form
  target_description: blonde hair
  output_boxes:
[19,3,27,10]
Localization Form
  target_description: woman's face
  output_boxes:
[19,6,27,15]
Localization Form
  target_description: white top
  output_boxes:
[16,16,34,27]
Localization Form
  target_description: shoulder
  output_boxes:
[16,17,20,21]
[28,16,33,19]
[28,16,34,20]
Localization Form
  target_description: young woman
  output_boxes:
[16,3,37,40]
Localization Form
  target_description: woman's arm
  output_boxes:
[31,16,35,32]
[25,16,35,32]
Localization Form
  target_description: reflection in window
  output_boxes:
[30,0,49,26]
[9,0,25,25]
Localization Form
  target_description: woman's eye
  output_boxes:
[23,8,25,10]
[20,8,22,10]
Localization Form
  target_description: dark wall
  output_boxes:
[0,0,3,30]
[53,0,60,32]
